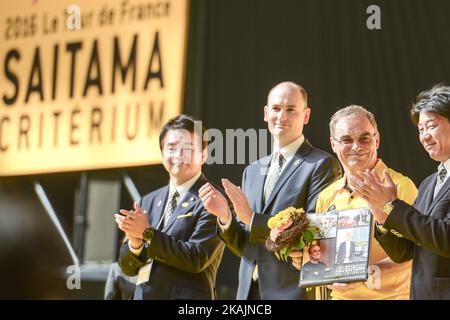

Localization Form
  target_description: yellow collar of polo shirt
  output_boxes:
[334,158,387,191]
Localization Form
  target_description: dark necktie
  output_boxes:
[164,189,179,226]
[434,166,447,198]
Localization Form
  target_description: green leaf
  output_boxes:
[280,247,289,261]
[295,237,305,250]
[303,230,314,243]
[274,251,281,261]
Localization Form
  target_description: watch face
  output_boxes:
[383,202,394,214]
[143,228,154,242]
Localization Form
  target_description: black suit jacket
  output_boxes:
[375,172,450,300]
[119,175,225,300]
[301,261,327,281]
[336,241,356,264]
[220,140,342,300]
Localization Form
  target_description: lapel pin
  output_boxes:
[294,159,300,166]
[190,197,195,201]
[182,202,189,208]
[157,200,162,207]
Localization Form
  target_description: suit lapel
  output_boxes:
[427,174,450,215]
[253,156,271,214]
[151,186,169,230]
[421,173,437,214]
[162,175,206,232]
[262,140,312,212]
[162,192,197,232]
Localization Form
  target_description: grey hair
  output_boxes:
[329,105,378,136]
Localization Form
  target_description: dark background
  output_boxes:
[1,0,450,299]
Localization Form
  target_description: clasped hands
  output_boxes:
[114,202,151,249]
[347,168,398,225]
[199,179,253,225]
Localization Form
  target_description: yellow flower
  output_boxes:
[268,207,304,229]
[266,207,308,262]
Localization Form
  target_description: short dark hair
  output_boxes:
[159,114,207,150]
[410,84,450,125]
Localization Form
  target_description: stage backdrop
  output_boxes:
[0,0,188,176]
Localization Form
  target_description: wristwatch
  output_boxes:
[383,201,395,215]
[142,227,155,242]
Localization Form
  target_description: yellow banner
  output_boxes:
[0,0,188,176]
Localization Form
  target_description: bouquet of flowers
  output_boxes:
[265,207,317,262]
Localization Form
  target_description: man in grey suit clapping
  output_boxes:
[200,81,342,300]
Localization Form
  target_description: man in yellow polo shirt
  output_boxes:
[312,105,417,299]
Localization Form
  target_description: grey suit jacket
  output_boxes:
[118,175,225,300]
[375,172,450,300]
[220,140,342,300]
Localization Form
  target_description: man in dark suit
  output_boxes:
[115,115,225,299]
[350,84,450,299]
[199,81,342,300]
[336,231,356,264]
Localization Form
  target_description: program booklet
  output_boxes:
[298,207,373,288]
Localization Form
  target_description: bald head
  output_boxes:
[267,81,308,107]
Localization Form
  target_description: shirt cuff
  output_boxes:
[128,240,144,256]
[375,222,388,235]
[248,211,256,231]
[217,212,233,232]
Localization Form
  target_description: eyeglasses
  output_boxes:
[331,133,377,148]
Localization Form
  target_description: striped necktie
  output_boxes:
[163,189,179,227]
[263,152,285,204]
[434,165,448,198]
